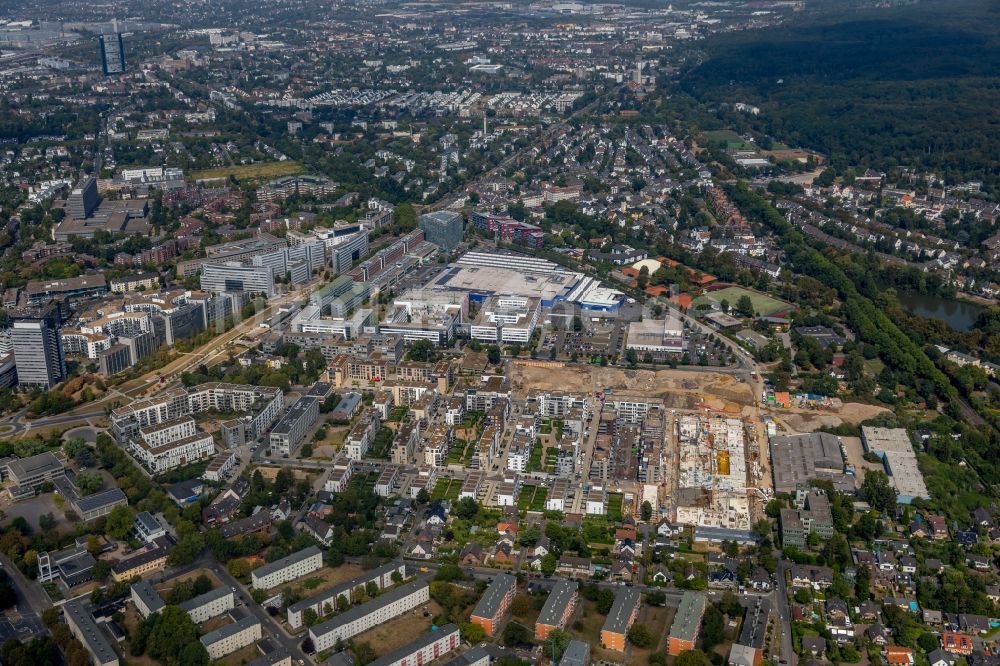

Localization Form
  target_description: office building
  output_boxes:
[601,588,641,652]
[536,579,577,639]
[179,587,235,623]
[201,262,276,298]
[67,177,100,219]
[99,31,125,75]
[3,452,64,488]
[251,545,323,589]
[668,591,707,655]
[200,616,261,659]
[98,344,132,377]
[470,295,541,344]
[366,624,460,666]
[74,487,128,521]
[419,211,463,250]
[269,395,320,456]
[12,308,66,388]
[470,573,516,637]
[309,580,430,652]
[64,599,119,666]
[330,231,370,274]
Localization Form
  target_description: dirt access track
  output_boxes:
[511,365,755,413]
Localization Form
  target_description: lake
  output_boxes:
[898,292,984,332]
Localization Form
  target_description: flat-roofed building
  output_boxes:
[470,295,540,344]
[64,599,119,666]
[133,511,166,544]
[200,616,261,659]
[179,587,235,623]
[535,579,577,639]
[601,588,641,652]
[269,395,319,456]
[309,580,430,652]
[75,488,128,521]
[130,431,215,474]
[4,452,64,488]
[769,432,851,494]
[470,573,515,637]
[561,640,591,666]
[251,545,323,590]
[668,591,707,655]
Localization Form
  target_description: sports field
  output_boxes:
[696,286,792,317]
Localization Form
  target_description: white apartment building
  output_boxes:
[422,424,453,467]
[251,546,323,589]
[344,408,381,460]
[310,581,429,652]
[130,432,215,473]
[286,561,406,629]
[470,295,541,344]
[200,616,261,659]
[139,416,197,448]
[507,437,531,473]
[324,457,354,493]
[179,587,234,624]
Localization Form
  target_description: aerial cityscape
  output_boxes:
[0,1,998,666]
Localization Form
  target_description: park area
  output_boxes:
[189,161,304,181]
[695,286,794,317]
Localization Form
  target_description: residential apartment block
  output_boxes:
[470,573,516,637]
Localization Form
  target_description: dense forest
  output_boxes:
[680,0,1000,195]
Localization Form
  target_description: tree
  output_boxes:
[647,590,667,606]
[628,623,655,648]
[460,622,485,643]
[75,472,103,496]
[407,339,435,362]
[676,650,712,666]
[105,504,135,540]
[453,497,479,520]
[38,513,57,531]
[178,642,208,666]
[640,501,653,522]
[860,470,897,513]
[701,604,726,650]
[416,487,430,504]
[511,594,534,617]
[736,294,755,317]
[352,641,377,666]
[546,629,571,662]
[487,346,501,365]
[541,553,557,576]
[503,621,531,647]
[302,608,319,626]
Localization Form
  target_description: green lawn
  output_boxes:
[607,493,624,521]
[529,487,548,512]
[695,286,793,317]
[445,440,470,465]
[527,443,544,472]
[432,478,458,501]
[517,486,537,511]
[544,448,559,474]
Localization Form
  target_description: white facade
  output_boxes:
[470,295,540,344]
[130,432,215,473]
[200,616,261,659]
[251,546,323,590]
[309,581,429,652]
[181,588,235,624]
[139,416,197,447]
